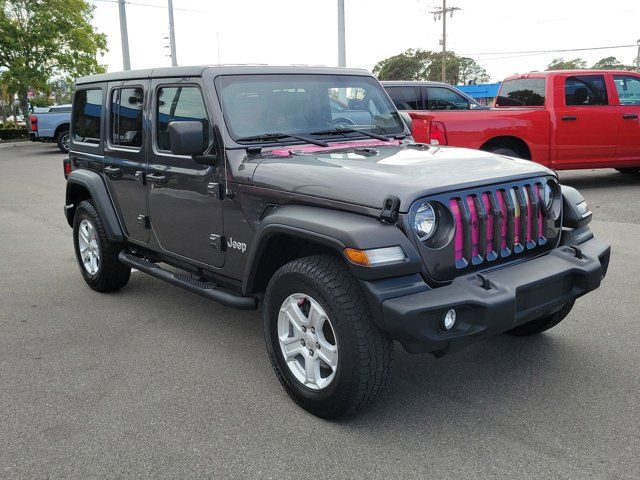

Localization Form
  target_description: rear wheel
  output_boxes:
[57,129,70,153]
[73,200,131,292]
[615,167,640,174]
[486,147,521,158]
[263,255,393,419]
[505,300,575,336]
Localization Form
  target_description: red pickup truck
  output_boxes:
[400,70,640,173]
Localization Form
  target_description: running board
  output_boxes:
[118,251,257,310]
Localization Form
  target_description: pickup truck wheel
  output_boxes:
[486,147,520,158]
[73,200,130,292]
[263,255,393,419]
[57,129,70,153]
[615,168,640,174]
[504,300,575,336]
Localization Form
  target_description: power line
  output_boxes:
[462,44,637,57]
[90,0,201,13]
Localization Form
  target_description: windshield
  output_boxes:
[218,74,404,142]
[496,78,546,107]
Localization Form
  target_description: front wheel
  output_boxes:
[263,255,393,419]
[504,300,575,336]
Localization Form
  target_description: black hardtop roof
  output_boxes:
[76,65,372,85]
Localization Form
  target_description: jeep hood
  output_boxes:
[251,143,553,212]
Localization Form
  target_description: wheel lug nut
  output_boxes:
[301,326,306,332]
[309,349,314,356]
[310,327,315,334]
[300,340,305,346]
[316,342,321,349]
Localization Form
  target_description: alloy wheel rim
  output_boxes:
[277,293,338,390]
[61,134,70,150]
[78,218,100,276]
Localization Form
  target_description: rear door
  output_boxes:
[103,80,149,243]
[612,74,640,163]
[554,74,618,167]
[146,78,224,268]
[424,86,471,110]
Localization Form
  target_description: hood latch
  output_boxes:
[379,195,400,224]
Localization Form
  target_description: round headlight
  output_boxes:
[414,203,437,241]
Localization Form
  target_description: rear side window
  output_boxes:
[496,78,546,106]
[386,86,421,110]
[426,87,470,110]
[565,75,608,106]
[614,75,640,105]
[156,86,209,152]
[110,87,144,148]
[72,89,102,144]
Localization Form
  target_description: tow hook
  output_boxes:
[569,245,583,259]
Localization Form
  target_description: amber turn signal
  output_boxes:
[344,248,369,265]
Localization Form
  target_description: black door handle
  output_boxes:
[104,166,121,177]
[561,115,577,121]
[147,173,167,185]
[623,113,638,120]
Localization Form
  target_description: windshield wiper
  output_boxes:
[236,133,328,147]
[310,127,392,142]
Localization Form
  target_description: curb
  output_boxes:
[0,141,36,149]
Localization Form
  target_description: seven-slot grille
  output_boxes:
[449,182,547,269]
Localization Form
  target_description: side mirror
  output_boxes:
[168,121,206,156]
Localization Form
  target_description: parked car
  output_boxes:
[63,66,610,418]
[29,104,71,153]
[402,70,640,173]
[382,80,486,111]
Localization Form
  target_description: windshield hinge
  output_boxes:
[379,195,400,224]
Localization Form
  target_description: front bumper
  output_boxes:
[376,236,610,355]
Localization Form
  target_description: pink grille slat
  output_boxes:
[496,190,507,249]
[534,183,543,237]
[466,196,479,257]
[525,187,533,243]
[482,193,494,254]
[450,199,464,262]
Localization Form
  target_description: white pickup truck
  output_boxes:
[29,104,72,153]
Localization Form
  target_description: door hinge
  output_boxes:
[207,182,224,199]
[209,234,225,251]
[137,215,151,229]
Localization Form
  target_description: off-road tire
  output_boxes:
[73,200,130,292]
[615,168,640,174]
[56,129,70,153]
[504,300,575,336]
[263,255,393,419]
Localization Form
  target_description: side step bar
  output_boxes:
[118,251,257,310]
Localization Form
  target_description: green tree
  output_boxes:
[0,0,107,124]
[546,58,587,71]
[591,56,634,71]
[373,50,490,84]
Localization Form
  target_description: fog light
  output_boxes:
[443,309,456,330]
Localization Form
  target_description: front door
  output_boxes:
[146,79,224,268]
[103,80,149,243]
[612,74,640,163]
[554,74,618,167]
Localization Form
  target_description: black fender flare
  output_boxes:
[242,204,422,294]
[65,170,124,242]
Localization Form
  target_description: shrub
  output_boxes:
[0,128,29,140]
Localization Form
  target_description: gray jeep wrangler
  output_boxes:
[63,66,610,418]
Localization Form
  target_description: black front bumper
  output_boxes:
[375,236,610,355]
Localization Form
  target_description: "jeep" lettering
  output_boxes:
[227,237,247,253]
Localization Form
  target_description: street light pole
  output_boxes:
[118,0,131,70]
[338,0,346,67]
[167,0,178,66]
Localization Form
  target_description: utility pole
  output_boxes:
[337,0,346,67]
[167,0,178,66]
[636,39,640,72]
[430,0,460,83]
[118,0,131,70]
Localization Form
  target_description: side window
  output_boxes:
[110,87,144,148]
[386,87,421,110]
[426,87,470,110]
[614,75,640,106]
[565,75,608,106]
[156,86,210,152]
[72,89,102,144]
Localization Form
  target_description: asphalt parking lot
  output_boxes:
[1,142,639,479]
